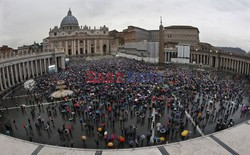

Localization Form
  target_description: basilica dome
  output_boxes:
[60,9,79,28]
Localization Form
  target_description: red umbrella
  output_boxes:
[108,106,112,112]
[74,103,80,107]
[118,136,125,143]
[152,96,157,101]
[111,134,116,140]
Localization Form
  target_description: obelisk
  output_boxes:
[158,17,164,68]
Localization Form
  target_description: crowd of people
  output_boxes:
[1,57,250,149]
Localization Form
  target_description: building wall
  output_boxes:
[123,25,199,49]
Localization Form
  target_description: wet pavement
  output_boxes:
[0,58,249,149]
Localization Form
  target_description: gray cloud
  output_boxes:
[0,0,249,52]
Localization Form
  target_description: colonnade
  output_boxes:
[164,51,250,76]
[0,53,65,94]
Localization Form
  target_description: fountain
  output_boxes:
[51,80,73,98]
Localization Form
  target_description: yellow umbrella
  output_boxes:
[81,135,87,141]
[98,127,102,132]
[108,142,113,148]
[181,130,189,137]
[160,137,165,142]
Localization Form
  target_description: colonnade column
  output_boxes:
[18,63,23,82]
[247,63,250,75]
[0,69,3,91]
[14,64,19,83]
[10,65,15,85]
[2,67,7,89]
[23,62,27,80]
[31,61,35,77]
[229,59,232,70]
[6,66,11,86]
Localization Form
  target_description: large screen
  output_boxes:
[177,45,190,58]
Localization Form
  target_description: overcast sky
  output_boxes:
[0,0,249,52]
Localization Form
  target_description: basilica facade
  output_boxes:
[43,9,110,56]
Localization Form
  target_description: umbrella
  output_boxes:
[128,140,135,146]
[108,142,113,148]
[104,131,108,136]
[111,134,116,140]
[119,136,125,143]
[97,127,102,132]
[156,122,161,128]
[163,84,169,88]
[81,135,87,141]
[74,103,80,107]
[108,106,112,112]
[140,135,146,140]
[181,130,189,137]
[96,110,101,114]
[160,137,165,142]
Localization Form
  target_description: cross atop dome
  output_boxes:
[68,8,72,16]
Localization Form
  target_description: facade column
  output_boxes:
[72,40,75,55]
[202,55,205,64]
[107,40,109,54]
[78,40,80,55]
[83,40,86,54]
[94,40,97,54]
[6,66,11,87]
[44,58,47,73]
[87,40,90,53]
[35,60,39,76]
[48,58,51,66]
[100,40,103,54]
[59,41,62,51]
[65,41,68,55]
[39,59,43,75]
[27,61,30,78]
[61,56,65,69]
